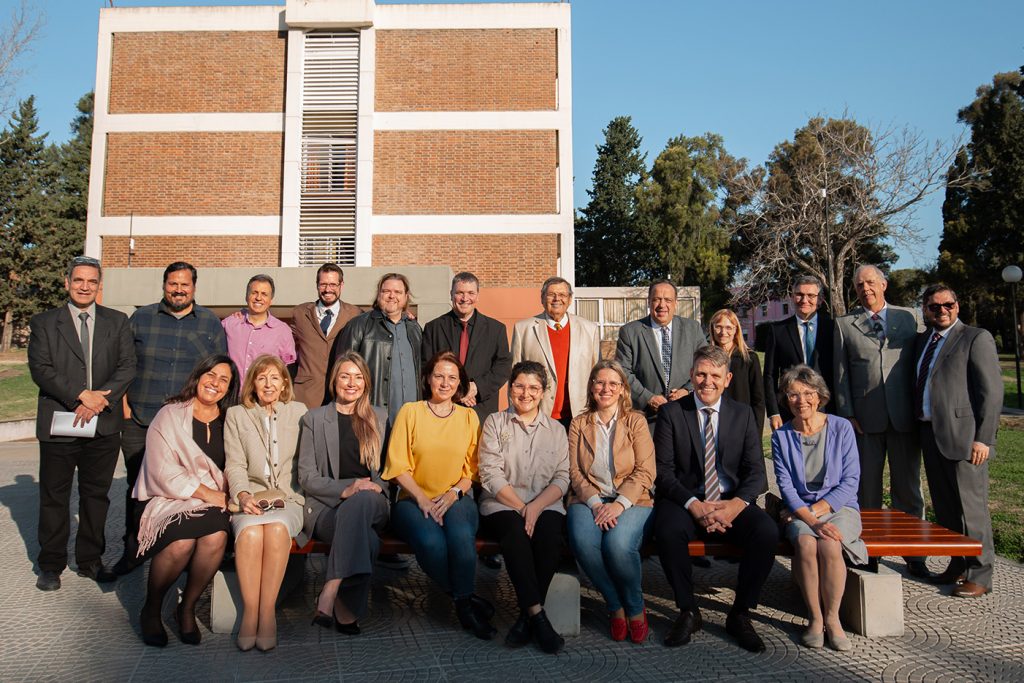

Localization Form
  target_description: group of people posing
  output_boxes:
[28,257,1001,656]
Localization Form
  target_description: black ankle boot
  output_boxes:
[455,598,496,640]
[505,611,532,647]
[530,609,564,654]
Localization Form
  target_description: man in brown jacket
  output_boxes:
[291,263,361,408]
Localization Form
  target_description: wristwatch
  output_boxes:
[450,486,464,500]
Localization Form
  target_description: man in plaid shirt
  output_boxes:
[112,262,227,575]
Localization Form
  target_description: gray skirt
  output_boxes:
[231,500,304,538]
[785,506,868,565]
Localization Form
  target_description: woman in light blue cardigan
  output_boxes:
[771,365,866,653]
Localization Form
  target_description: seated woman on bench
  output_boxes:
[383,351,496,640]
[771,364,866,652]
[299,351,390,637]
[479,360,569,654]
[224,354,309,652]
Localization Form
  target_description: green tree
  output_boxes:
[575,116,654,286]
[637,132,741,313]
[938,70,1024,338]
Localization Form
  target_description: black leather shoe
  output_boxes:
[77,564,117,583]
[726,611,765,653]
[140,607,168,648]
[455,598,496,640]
[470,594,495,620]
[928,566,966,586]
[505,611,532,648]
[664,609,702,647]
[479,554,502,570]
[530,609,564,654]
[176,603,201,645]
[112,554,144,576]
[905,560,935,580]
[36,570,61,592]
[691,557,712,568]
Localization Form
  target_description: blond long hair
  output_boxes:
[328,351,382,471]
[709,309,751,362]
[240,355,293,408]
[584,359,633,416]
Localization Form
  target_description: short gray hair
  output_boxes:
[541,276,572,300]
[246,274,275,297]
[791,274,823,294]
[854,264,887,283]
[692,345,730,369]
[66,256,102,282]
[777,364,830,408]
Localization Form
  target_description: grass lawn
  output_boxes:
[1000,354,1022,410]
[0,358,35,422]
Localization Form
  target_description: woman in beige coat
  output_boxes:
[224,355,309,652]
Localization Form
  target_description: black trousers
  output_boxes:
[119,420,148,559]
[38,433,121,572]
[481,509,565,611]
[654,497,778,612]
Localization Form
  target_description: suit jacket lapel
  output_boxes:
[532,316,556,372]
[855,311,880,346]
[56,311,85,363]
[682,401,704,471]
[785,317,804,363]
[321,408,341,479]
[245,405,271,453]
[641,316,666,391]
[307,304,326,341]
[931,323,964,372]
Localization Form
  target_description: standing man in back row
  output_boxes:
[616,280,706,430]
[834,264,930,579]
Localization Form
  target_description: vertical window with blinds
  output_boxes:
[299,31,359,266]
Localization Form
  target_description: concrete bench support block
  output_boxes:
[211,556,307,634]
[840,564,904,637]
[544,572,580,637]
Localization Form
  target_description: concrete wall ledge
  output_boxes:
[0,420,35,443]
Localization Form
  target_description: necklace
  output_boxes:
[426,401,455,419]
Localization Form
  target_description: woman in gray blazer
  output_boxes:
[299,351,390,636]
[224,355,309,652]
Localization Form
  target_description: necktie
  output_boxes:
[702,407,720,502]
[914,332,942,419]
[660,325,672,393]
[320,308,333,335]
[458,320,469,364]
[79,312,91,390]
[802,320,814,365]
[554,322,562,331]
[871,313,885,342]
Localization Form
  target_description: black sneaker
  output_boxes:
[505,611,531,648]
[530,609,564,654]
[36,570,61,592]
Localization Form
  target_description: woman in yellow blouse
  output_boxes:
[382,351,495,640]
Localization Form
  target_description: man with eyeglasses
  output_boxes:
[28,256,136,590]
[914,284,1001,597]
[511,277,600,430]
[834,264,931,579]
[763,275,835,431]
[291,263,361,408]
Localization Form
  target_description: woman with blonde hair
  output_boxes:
[224,354,309,651]
[708,308,766,436]
[299,351,390,636]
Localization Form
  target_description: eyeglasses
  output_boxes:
[927,302,956,312]
[511,383,544,395]
[71,256,101,268]
[256,499,286,511]
[793,293,818,301]
[318,283,341,290]
[786,391,819,402]
[592,380,623,390]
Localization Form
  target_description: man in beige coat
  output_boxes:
[511,277,601,428]
[291,264,361,408]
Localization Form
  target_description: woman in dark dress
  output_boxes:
[133,354,239,647]
[708,308,765,435]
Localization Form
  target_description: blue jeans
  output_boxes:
[391,496,479,599]
[567,502,652,616]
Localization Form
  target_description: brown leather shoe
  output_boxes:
[952,581,991,598]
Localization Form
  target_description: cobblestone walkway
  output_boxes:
[1,442,1021,682]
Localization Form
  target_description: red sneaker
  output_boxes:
[610,615,628,642]
[629,610,649,644]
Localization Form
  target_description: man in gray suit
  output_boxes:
[616,280,707,427]
[834,264,931,578]
[914,284,1002,597]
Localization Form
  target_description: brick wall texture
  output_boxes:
[375,29,556,112]
[373,130,557,215]
[372,233,559,289]
[101,235,281,268]
[103,132,283,216]
[109,31,286,114]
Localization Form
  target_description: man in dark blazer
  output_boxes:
[914,284,1002,597]
[28,256,136,591]
[653,346,777,652]
[763,274,834,430]
[422,272,512,421]
[617,280,707,427]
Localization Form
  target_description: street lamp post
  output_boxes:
[1002,265,1023,409]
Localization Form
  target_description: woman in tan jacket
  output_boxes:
[567,359,656,645]
[224,355,309,652]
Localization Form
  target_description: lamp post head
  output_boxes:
[1002,265,1023,284]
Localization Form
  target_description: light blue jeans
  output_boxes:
[567,502,652,616]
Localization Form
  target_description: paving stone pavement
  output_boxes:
[1,440,1022,682]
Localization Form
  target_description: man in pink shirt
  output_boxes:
[222,274,297,379]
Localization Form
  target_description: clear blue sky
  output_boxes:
[5,0,1022,268]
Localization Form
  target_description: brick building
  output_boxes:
[86,0,574,291]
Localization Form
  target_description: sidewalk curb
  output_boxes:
[0,419,34,442]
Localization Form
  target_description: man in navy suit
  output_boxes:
[654,346,777,652]
[763,275,835,430]
[28,256,136,591]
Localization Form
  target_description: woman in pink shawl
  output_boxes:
[133,354,239,648]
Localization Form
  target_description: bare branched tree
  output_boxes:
[0,1,44,117]
[728,115,974,316]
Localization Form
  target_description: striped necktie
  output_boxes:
[702,407,720,502]
[914,332,942,419]
[660,325,672,393]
